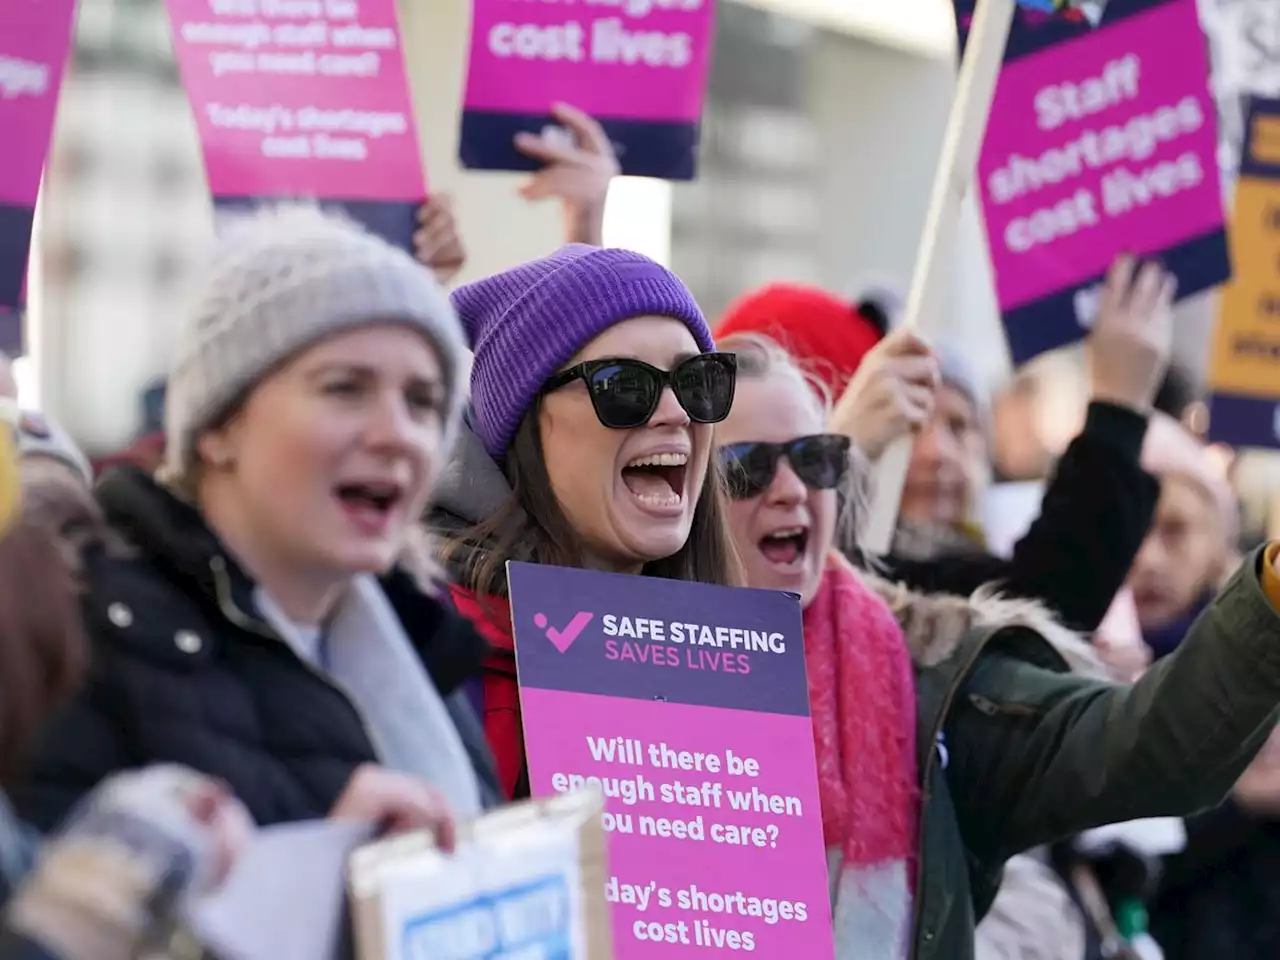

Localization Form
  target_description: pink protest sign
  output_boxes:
[508,562,834,958]
[460,0,715,179]
[957,0,1228,363]
[0,0,76,319]
[165,0,425,247]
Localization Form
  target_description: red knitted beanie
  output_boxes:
[715,283,884,400]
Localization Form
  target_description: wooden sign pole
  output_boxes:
[858,0,1018,555]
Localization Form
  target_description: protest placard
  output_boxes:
[0,0,76,349]
[956,0,1228,363]
[165,0,425,249]
[350,790,609,960]
[1206,97,1280,449]
[459,0,715,180]
[507,562,833,958]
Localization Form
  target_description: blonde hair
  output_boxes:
[716,332,870,550]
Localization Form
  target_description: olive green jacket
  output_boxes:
[870,548,1280,960]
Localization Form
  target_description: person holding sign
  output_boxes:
[433,245,739,800]
[710,329,1280,960]
[13,206,497,837]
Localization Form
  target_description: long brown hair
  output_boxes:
[0,517,87,786]
[445,400,742,597]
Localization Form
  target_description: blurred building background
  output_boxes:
[21,0,1269,455]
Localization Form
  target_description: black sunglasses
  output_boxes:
[542,353,737,430]
[719,434,851,500]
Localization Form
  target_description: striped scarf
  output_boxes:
[803,557,920,958]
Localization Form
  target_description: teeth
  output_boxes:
[766,527,806,540]
[626,452,689,468]
[635,489,682,507]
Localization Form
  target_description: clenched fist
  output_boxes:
[830,329,940,461]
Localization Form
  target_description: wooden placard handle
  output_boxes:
[858,0,1017,555]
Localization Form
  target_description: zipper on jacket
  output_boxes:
[968,693,1038,717]
[208,554,386,764]
[908,632,1000,960]
[908,629,1076,958]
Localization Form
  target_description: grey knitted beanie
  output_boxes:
[164,205,467,476]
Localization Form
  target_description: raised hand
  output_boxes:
[413,194,467,286]
[1088,255,1175,414]
[514,102,621,247]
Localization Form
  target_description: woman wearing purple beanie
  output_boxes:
[432,243,741,800]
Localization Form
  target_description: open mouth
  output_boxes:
[758,526,809,568]
[621,452,688,509]
[1131,586,1168,610]
[334,480,404,532]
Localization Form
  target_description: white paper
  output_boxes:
[186,819,375,960]
[377,818,583,960]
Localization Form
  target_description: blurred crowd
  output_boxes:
[0,104,1278,960]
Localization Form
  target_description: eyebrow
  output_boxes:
[594,350,701,367]
[304,363,440,390]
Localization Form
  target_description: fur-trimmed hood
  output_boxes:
[859,563,1110,680]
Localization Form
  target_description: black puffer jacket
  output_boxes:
[12,468,501,832]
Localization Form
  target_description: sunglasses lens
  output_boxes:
[674,355,736,423]
[791,435,850,489]
[586,362,661,428]
[719,443,777,500]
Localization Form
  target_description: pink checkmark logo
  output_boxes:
[533,611,595,654]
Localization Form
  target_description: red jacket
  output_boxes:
[446,585,528,800]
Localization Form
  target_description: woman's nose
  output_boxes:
[364,396,418,449]
[765,460,807,506]
[647,385,690,428]
[1132,531,1165,574]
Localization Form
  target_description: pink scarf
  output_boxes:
[803,556,920,958]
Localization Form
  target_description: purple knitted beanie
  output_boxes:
[451,244,714,462]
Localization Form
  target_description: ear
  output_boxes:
[195,418,242,470]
